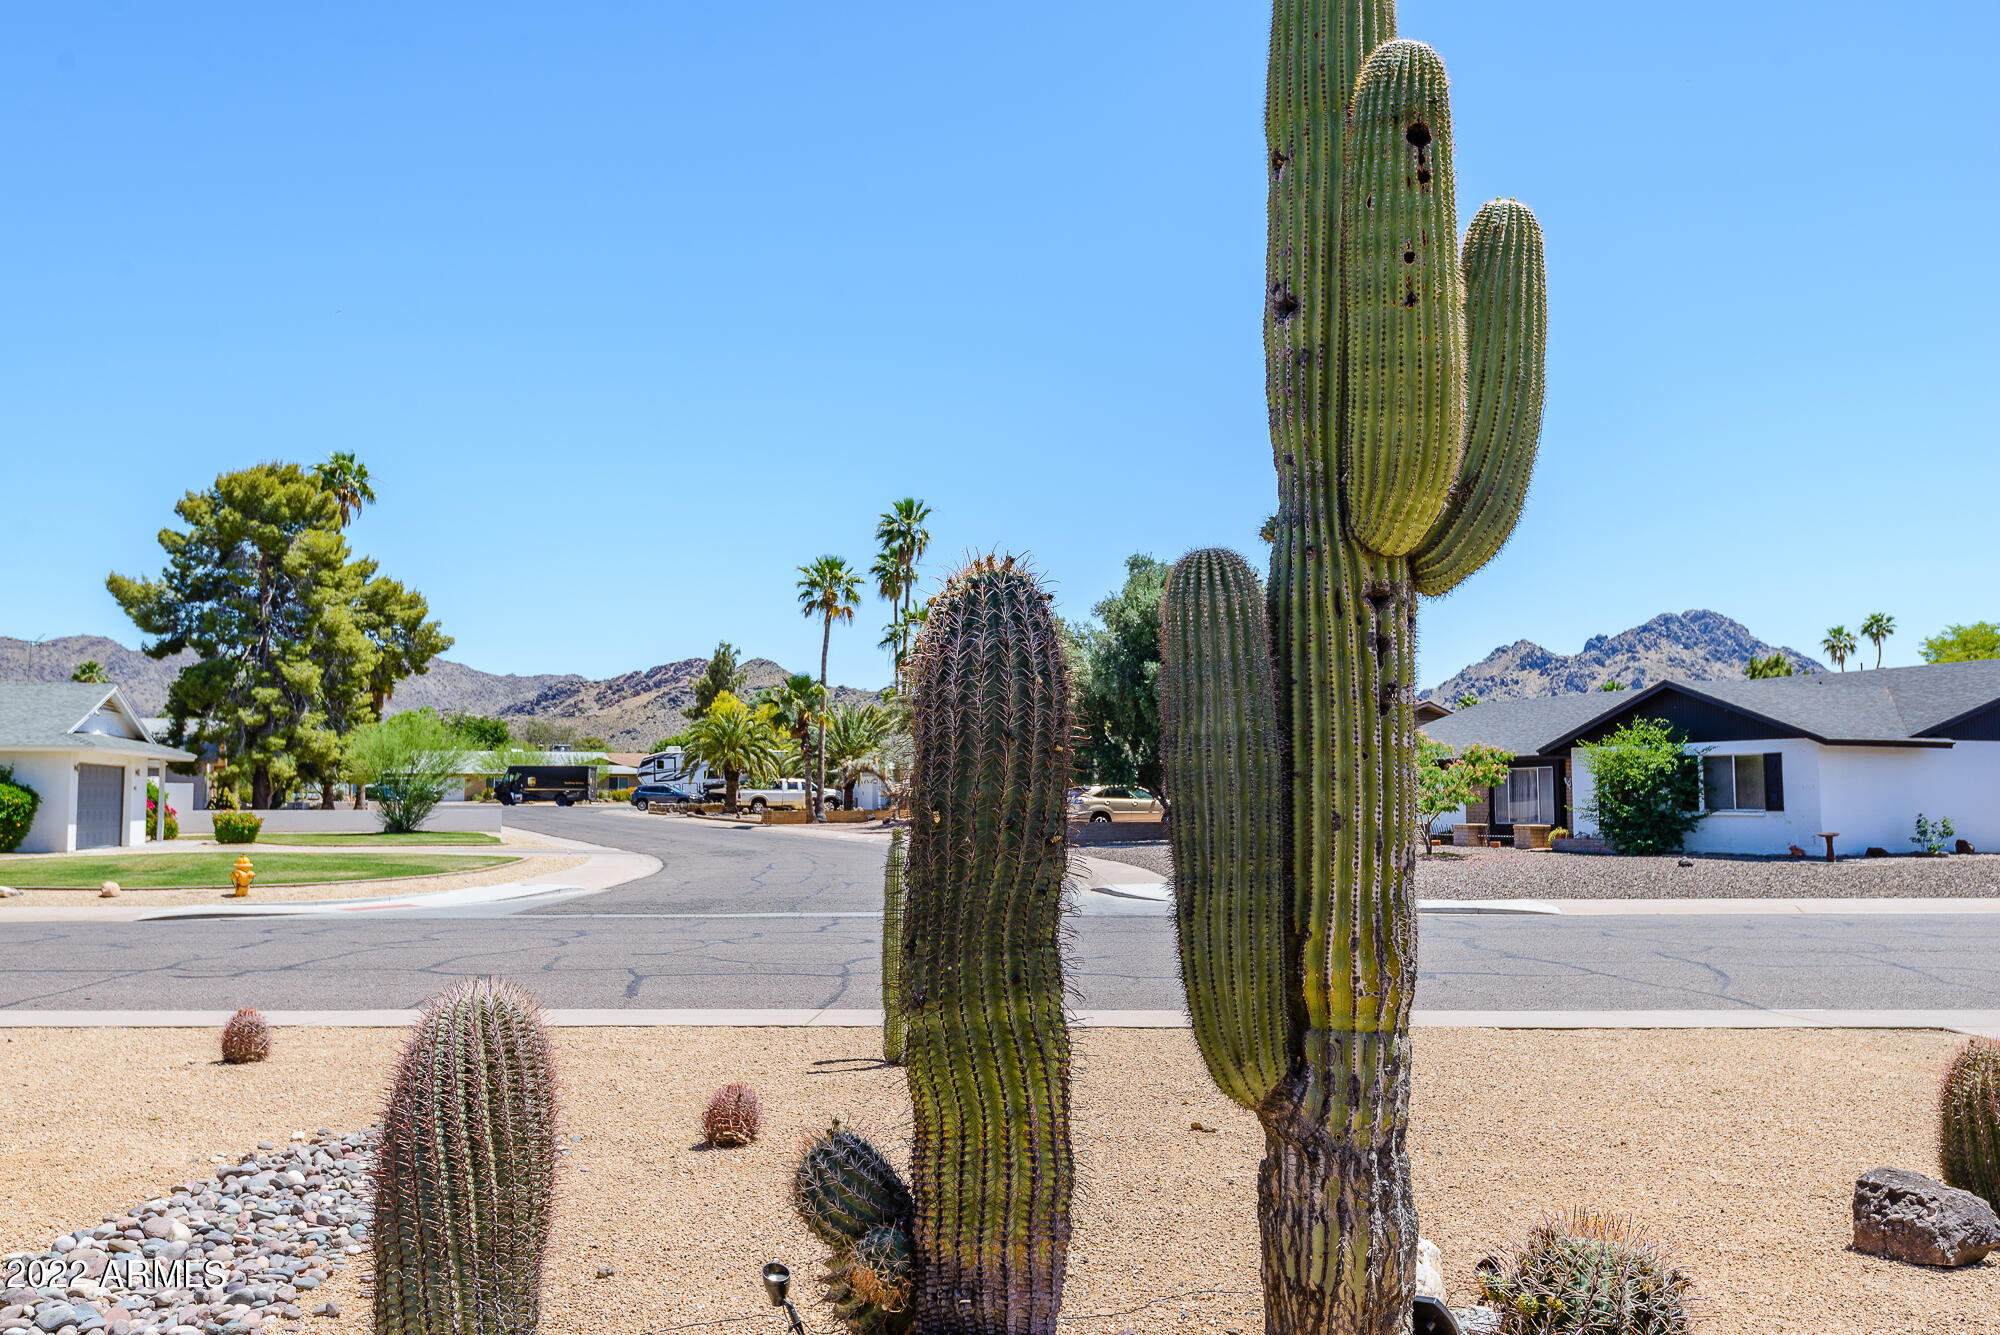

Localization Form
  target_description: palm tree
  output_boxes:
[825,703,896,809]
[1860,612,1896,669]
[797,556,864,820]
[678,695,783,813]
[311,452,377,527]
[70,660,110,684]
[762,673,828,785]
[873,499,932,690]
[1822,625,1858,672]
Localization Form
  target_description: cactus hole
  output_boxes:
[1406,121,1431,149]
[1417,169,1432,185]
[1403,250,1416,264]
[1403,291,1419,308]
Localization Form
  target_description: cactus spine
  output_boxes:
[1163,4,1547,1331]
[881,825,907,1063]
[793,555,1074,1334]
[1940,1038,2000,1209]
[373,978,558,1335]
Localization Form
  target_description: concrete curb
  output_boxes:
[2,1008,1995,1035]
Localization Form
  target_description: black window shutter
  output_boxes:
[1764,753,1784,812]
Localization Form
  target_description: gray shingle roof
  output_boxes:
[0,683,195,761]
[1420,660,2000,754]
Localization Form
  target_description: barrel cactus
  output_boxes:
[1475,1210,1693,1335]
[373,977,559,1335]
[791,555,1074,1333]
[1940,1038,2000,1208]
[1158,4,1547,1329]
[219,1008,271,1064]
[702,1082,762,1147]
[880,826,907,1064]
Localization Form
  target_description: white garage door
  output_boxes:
[76,765,125,849]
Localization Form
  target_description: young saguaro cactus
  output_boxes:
[373,978,559,1335]
[792,555,1074,1334]
[1160,5,1548,1332]
[881,826,908,1064]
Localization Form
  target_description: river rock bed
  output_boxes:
[0,1130,374,1335]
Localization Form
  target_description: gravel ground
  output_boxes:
[2,1025,1991,1333]
[1088,841,2000,899]
[0,856,581,909]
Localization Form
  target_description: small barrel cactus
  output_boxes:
[794,1122,915,1334]
[219,1008,271,1064]
[373,978,558,1335]
[1476,1210,1694,1335]
[1940,1038,2000,1208]
[702,1083,762,1147]
[880,826,907,1064]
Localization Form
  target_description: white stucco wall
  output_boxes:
[1570,737,1827,856]
[1818,742,2000,855]
[3,752,79,854]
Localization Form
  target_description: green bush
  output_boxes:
[0,765,41,853]
[346,709,470,835]
[599,787,635,804]
[146,780,180,841]
[1578,720,1706,856]
[212,812,263,844]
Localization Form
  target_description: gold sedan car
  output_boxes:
[1070,785,1164,823]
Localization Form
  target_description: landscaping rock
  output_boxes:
[1852,1166,2000,1267]
[1415,1237,1445,1301]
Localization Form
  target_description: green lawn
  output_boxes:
[0,852,519,889]
[243,831,503,846]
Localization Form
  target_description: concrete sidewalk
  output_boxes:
[2,1006,1995,1035]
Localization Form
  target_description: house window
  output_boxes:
[1492,766,1555,825]
[1703,753,1784,812]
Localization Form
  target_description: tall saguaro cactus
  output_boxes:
[795,555,1074,1334]
[1161,5,1547,1332]
[881,825,908,1063]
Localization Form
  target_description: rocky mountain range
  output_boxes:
[1422,610,1825,705]
[0,635,879,750]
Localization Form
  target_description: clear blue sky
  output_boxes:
[4,1,1995,692]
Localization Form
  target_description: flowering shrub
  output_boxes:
[212,811,263,844]
[0,765,40,853]
[146,780,180,841]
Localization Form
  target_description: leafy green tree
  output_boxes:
[647,733,687,753]
[70,660,110,684]
[1599,679,1627,691]
[679,691,783,812]
[688,641,746,720]
[448,713,512,749]
[1920,622,2000,664]
[353,565,452,716]
[1073,554,1170,790]
[1745,652,1794,678]
[1579,719,1707,856]
[311,451,376,527]
[1454,693,1479,709]
[797,555,863,821]
[1859,612,1895,669]
[0,764,41,853]
[1821,625,1857,672]
[345,708,470,833]
[108,464,354,809]
[1416,738,1514,856]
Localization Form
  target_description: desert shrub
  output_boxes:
[221,1008,272,1063]
[146,780,180,841]
[0,765,41,853]
[1577,720,1705,856]
[1940,1038,2000,1209]
[1912,813,1958,856]
[1478,1208,1694,1334]
[346,709,470,834]
[213,812,263,844]
[599,787,636,804]
[702,1083,762,1146]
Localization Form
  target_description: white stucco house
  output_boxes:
[0,683,196,853]
[1420,660,2000,856]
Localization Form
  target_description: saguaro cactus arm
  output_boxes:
[1158,549,1294,1110]
[1340,39,1466,556]
[1412,198,1549,596]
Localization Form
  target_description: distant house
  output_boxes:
[0,683,195,852]
[1418,661,2000,856]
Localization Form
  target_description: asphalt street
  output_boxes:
[0,804,1995,1014]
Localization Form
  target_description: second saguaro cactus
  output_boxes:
[881,825,907,1064]
[1161,4,1547,1332]
[794,555,1074,1334]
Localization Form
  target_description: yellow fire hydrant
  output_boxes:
[230,855,255,897]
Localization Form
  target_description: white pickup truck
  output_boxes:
[736,778,842,812]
